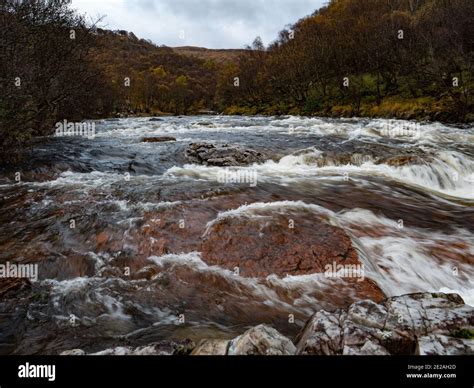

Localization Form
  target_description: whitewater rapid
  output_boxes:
[0,115,472,353]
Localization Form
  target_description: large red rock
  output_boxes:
[200,208,360,278]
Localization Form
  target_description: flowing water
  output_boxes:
[0,115,473,354]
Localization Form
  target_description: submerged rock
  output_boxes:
[184,142,267,166]
[0,278,31,298]
[296,293,474,355]
[141,136,176,143]
[292,138,433,168]
[383,154,428,167]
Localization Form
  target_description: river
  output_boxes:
[0,115,473,354]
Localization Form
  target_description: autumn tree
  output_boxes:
[0,0,110,162]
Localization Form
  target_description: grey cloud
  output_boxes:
[73,0,327,48]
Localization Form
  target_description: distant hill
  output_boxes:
[91,29,226,115]
[172,46,246,64]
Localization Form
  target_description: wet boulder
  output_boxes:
[296,293,474,355]
[417,334,474,355]
[227,324,296,355]
[191,339,230,355]
[184,143,267,166]
[190,326,297,356]
[294,310,345,355]
[200,208,360,278]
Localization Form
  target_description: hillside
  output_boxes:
[172,46,246,64]
[91,0,473,122]
[216,0,473,122]
[91,29,221,115]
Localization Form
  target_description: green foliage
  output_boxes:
[451,329,474,339]
[303,88,325,114]
[175,75,188,86]
[151,66,167,77]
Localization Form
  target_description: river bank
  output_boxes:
[222,97,473,124]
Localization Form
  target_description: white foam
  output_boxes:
[165,146,474,200]
[31,171,126,187]
[204,200,333,232]
[337,208,474,306]
[148,251,208,268]
[43,277,133,321]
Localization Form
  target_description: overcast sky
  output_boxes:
[71,0,327,49]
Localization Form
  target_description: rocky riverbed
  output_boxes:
[0,115,473,355]
[59,293,473,355]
